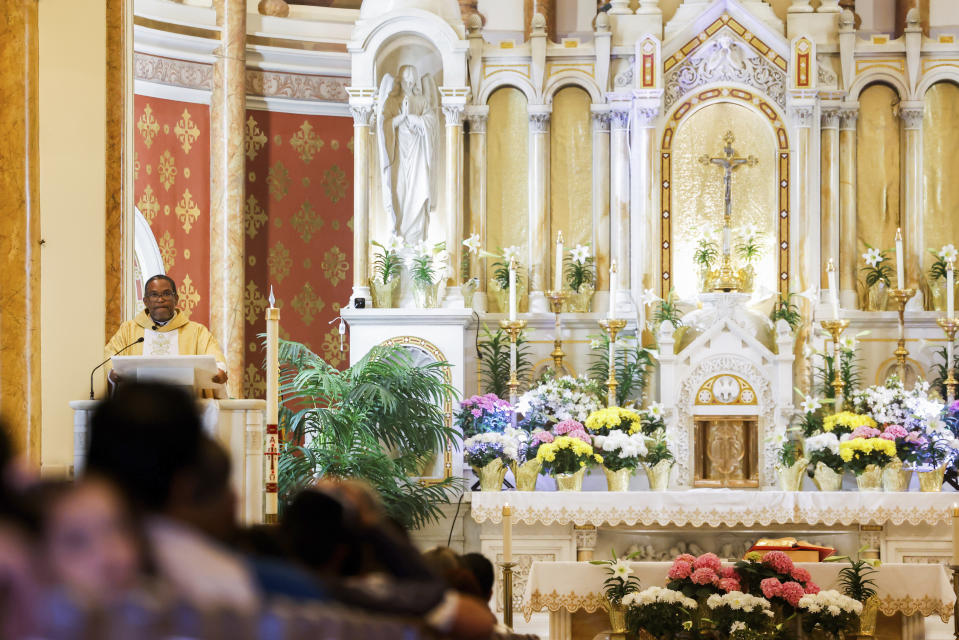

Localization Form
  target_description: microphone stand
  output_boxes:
[89,337,144,399]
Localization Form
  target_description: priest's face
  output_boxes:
[143,278,178,323]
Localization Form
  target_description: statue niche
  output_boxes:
[375,65,441,247]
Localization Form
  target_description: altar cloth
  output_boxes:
[471,489,959,527]
[521,561,955,622]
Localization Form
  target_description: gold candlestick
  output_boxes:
[889,288,916,384]
[938,317,959,403]
[500,561,516,629]
[820,319,850,411]
[599,318,627,406]
[499,319,528,404]
[546,290,570,372]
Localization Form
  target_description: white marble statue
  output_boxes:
[376,65,440,246]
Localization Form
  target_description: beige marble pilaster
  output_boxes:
[900,102,924,307]
[631,105,659,326]
[528,104,551,313]
[591,106,611,294]
[821,108,841,291]
[210,0,246,398]
[839,106,859,308]
[105,0,129,338]
[0,0,41,462]
[348,100,373,304]
[467,106,488,310]
[609,103,631,315]
[442,100,466,308]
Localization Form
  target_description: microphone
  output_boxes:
[90,337,144,400]
[152,325,158,331]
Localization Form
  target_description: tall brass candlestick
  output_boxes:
[499,319,528,405]
[938,318,959,403]
[599,318,627,406]
[821,319,850,411]
[546,290,570,372]
[889,288,916,384]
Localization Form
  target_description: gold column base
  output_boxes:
[938,317,959,403]
[889,289,916,384]
[499,319,528,403]
[546,290,570,372]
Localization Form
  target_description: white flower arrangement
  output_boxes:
[805,432,840,455]
[593,429,648,458]
[706,592,774,616]
[852,379,943,430]
[622,586,697,609]
[798,590,863,616]
[462,431,522,467]
[517,376,603,428]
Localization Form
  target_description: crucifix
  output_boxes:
[699,130,758,292]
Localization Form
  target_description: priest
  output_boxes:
[105,274,228,384]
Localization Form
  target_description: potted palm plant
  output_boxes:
[833,552,880,638]
[735,228,764,293]
[693,237,719,292]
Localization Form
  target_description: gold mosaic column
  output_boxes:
[443,100,466,307]
[210,0,246,398]
[0,0,41,462]
[467,106,489,308]
[609,104,631,310]
[591,106,611,293]
[821,108,841,290]
[900,103,924,304]
[348,99,373,305]
[528,105,551,313]
[839,106,859,308]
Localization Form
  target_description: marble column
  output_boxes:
[792,103,816,392]
[0,0,41,462]
[528,105,551,313]
[591,106,611,298]
[442,101,466,308]
[210,0,246,398]
[839,106,859,308]
[900,103,924,307]
[821,109,841,291]
[631,105,659,328]
[609,104,631,314]
[349,102,373,305]
[467,106,489,311]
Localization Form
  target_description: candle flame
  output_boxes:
[827,259,835,272]
[953,502,959,517]
[610,260,617,273]
[268,285,276,309]
[503,503,512,517]
[896,228,902,240]
[557,230,564,243]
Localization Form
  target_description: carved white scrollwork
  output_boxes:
[350,105,374,127]
[529,111,550,133]
[899,107,923,131]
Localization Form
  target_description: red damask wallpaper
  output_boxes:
[242,110,354,398]
[133,96,212,325]
[133,95,354,399]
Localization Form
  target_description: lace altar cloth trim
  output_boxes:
[471,490,959,527]
[522,562,955,623]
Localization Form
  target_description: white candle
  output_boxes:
[827,259,840,321]
[608,261,618,320]
[554,231,564,292]
[952,503,959,565]
[896,228,905,287]
[502,503,513,564]
[265,288,280,523]
[949,262,955,321]
[508,258,517,322]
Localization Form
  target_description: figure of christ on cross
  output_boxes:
[699,130,758,291]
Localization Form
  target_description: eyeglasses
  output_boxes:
[145,290,176,300]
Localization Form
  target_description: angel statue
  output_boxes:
[376,65,441,247]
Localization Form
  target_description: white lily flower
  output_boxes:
[940,244,958,263]
[462,234,481,255]
[569,244,591,264]
[610,559,633,579]
[646,402,665,418]
[840,335,857,351]
[385,234,405,253]
[641,288,662,307]
[863,247,883,268]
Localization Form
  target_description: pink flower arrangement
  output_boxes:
[692,552,722,572]
[532,430,555,444]
[881,424,908,440]
[668,560,693,580]
[760,578,782,599]
[804,582,821,595]
[567,429,592,443]
[554,420,586,435]
[718,577,741,593]
[691,568,719,586]
[719,567,741,581]
[676,554,696,564]
[851,426,882,440]
[790,566,811,583]
[761,551,794,575]
[780,581,806,607]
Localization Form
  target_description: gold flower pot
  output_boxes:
[866,281,888,312]
[813,462,844,491]
[918,466,946,492]
[931,278,947,312]
[605,599,628,634]
[856,595,881,637]
[739,265,756,293]
[644,460,673,491]
[412,282,440,308]
[369,278,398,308]
[512,459,542,492]
[473,459,508,491]
[881,459,910,492]
[777,458,809,491]
[856,464,883,492]
[488,278,527,314]
[554,467,586,491]
[603,466,633,492]
[565,283,595,313]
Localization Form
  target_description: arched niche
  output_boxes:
[549,86,593,267]
[856,82,901,309]
[922,81,959,294]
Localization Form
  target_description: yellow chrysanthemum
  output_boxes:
[585,407,643,434]
[823,411,876,432]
